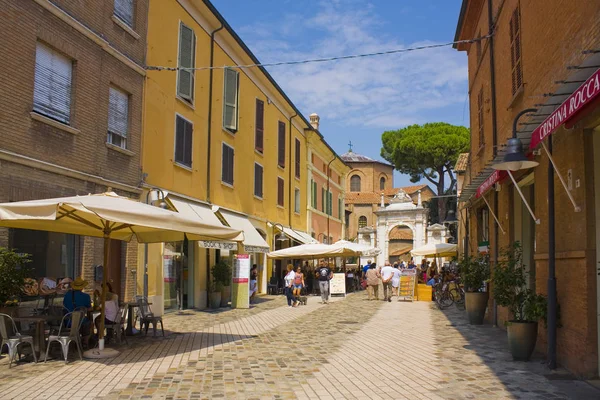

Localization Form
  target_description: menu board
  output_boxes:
[233,254,250,283]
[329,273,346,295]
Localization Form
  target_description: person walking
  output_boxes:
[292,266,304,298]
[284,264,298,308]
[380,261,395,302]
[316,259,333,304]
[365,263,380,301]
[391,263,401,297]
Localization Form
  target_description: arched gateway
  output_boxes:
[374,190,428,265]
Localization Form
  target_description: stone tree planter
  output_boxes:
[507,321,538,361]
[465,291,488,325]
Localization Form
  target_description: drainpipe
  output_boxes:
[548,136,557,369]
[206,24,224,204]
[488,0,499,327]
[288,114,297,227]
[205,24,223,301]
[326,157,336,241]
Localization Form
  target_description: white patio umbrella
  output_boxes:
[411,243,458,273]
[267,243,357,259]
[0,191,244,356]
[331,240,381,256]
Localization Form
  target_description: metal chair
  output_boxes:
[0,313,37,368]
[267,277,278,295]
[104,305,128,345]
[44,310,84,364]
[137,298,164,337]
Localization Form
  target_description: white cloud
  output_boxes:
[237,1,467,130]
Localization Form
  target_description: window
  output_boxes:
[277,177,284,206]
[223,68,239,131]
[327,190,332,216]
[277,121,286,168]
[107,86,129,149]
[478,207,489,243]
[114,0,134,27]
[350,175,361,192]
[294,188,300,213]
[254,163,263,198]
[295,138,301,178]
[222,143,234,185]
[321,187,326,212]
[476,30,482,62]
[478,88,484,147]
[509,6,522,96]
[255,99,264,152]
[358,216,367,229]
[174,115,193,167]
[379,177,386,190]
[177,23,195,103]
[338,197,342,220]
[33,42,72,124]
[311,180,317,208]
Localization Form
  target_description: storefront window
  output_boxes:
[10,228,80,280]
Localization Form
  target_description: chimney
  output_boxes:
[309,113,320,130]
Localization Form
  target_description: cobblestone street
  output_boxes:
[0,292,599,400]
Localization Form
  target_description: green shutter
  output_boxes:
[321,188,325,212]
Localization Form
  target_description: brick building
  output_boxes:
[0,0,148,301]
[455,0,600,377]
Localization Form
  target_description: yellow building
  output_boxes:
[140,0,340,313]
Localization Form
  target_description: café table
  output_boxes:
[125,301,151,336]
[13,315,60,357]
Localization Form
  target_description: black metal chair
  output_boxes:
[137,298,164,337]
[267,277,278,295]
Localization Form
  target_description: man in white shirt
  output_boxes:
[380,260,395,302]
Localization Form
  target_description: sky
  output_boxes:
[211,0,469,188]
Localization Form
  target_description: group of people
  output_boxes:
[360,258,421,301]
[283,259,333,307]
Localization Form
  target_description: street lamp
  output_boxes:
[493,107,558,370]
[143,188,167,300]
[443,209,458,224]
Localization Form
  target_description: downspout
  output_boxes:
[205,24,223,301]
[488,0,499,327]
[326,157,336,241]
[548,137,557,369]
[288,114,297,228]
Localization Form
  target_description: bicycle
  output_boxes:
[433,281,454,309]
[448,278,465,310]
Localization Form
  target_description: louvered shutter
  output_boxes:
[321,188,325,212]
[338,198,342,219]
[294,139,300,178]
[278,121,286,167]
[295,189,300,213]
[114,0,134,27]
[175,116,185,165]
[277,178,284,206]
[223,68,239,131]
[183,119,193,166]
[254,164,263,197]
[328,191,333,215]
[108,87,128,137]
[222,145,234,185]
[255,99,264,152]
[33,42,72,124]
[178,23,195,102]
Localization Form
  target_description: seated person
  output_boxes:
[63,277,93,348]
[426,274,439,286]
[95,292,119,343]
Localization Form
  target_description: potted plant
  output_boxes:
[493,242,548,361]
[0,248,31,316]
[459,253,490,325]
[211,260,232,308]
[209,279,223,309]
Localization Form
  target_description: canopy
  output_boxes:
[267,243,358,259]
[332,240,381,256]
[0,192,244,346]
[410,243,457,258]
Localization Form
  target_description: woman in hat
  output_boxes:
[63,277,93,348]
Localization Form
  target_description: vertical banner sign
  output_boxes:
[329,273,346,296]
[232,253,250,309]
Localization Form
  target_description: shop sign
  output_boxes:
[244,245,269,254]
[476,170,507,198]
[198,240,236,250]
[233,254,250,283]
[530,68,600,150]
[329,273,346,295]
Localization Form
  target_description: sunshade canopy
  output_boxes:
[410,243,457,258]
[0,192,243,243]
[267,243,358,259]
[332,240,381,256]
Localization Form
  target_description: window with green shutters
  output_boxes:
[223,68,239,132]
[177,23,195,103]
[321,187,325,213]
[327,191,333,216]
[311,180,317,208]
[338,197,342,220]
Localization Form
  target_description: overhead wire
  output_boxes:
[146,33,493,72]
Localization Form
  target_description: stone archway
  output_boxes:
[374,190,428,265]
[388,225,414,263]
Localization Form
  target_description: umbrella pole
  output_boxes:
[98,231,109,349]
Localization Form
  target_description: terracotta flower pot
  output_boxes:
[465,292,488,325]
[507,321,538,361]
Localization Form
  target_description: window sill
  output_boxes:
[221,181,234,189]
[507,85,525,109]
[106,142,134,156]
[295,176,300,181]
[174,162,193,172]
[30,112,79,135]
[223,128,237,137]
[277,205,285,209]
[111,15,140,40]
[294,211,301,215]
[277,165,285,171]
[254,195,263,201]
[176,96,195,110]
[255,149,264,157]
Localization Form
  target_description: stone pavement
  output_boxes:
[0,292,599,399]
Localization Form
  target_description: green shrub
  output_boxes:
[0,247,32,304]
[459,253,490,292]
[211,259,231,287]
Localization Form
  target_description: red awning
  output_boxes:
[530,68,600,150]
[475,170,507,198]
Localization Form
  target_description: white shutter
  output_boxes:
[114,0,134,27]
[223,68,238,131]
[33,42,72,124]
[108,87,129,137]
[177,23,195,101]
